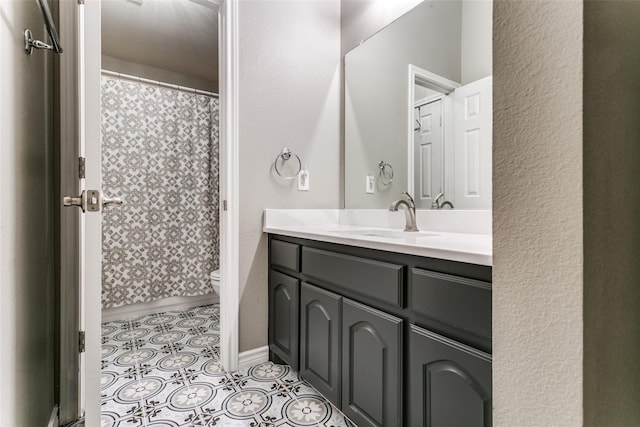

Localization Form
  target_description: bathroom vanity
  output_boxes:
[264,210,492,427]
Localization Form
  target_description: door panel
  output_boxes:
[342,299,403,427]
[415,99,443,208]
[58,0,81,423]
[59,0,102,425]
[300,282,341,406]
[410,325,492,427]
[269,271,300,369]
[81,0,103,424]
[453,76,492,209]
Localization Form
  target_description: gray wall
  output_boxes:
[0,1,57,425]
[238,0,341,352]
[493,1,584,425]
[583,2,640,424]
[461,0,492,84]
[340,0,424,57]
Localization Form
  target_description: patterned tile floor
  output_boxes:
[101,304,355,427]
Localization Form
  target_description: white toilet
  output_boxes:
[210,270,220,296]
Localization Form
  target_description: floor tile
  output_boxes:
[102,303,354,426]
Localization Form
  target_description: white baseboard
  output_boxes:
[102,293,219,322]
[47,406,59,427]
[238,345,269,370]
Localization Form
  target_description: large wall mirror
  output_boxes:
[344,0,492,209]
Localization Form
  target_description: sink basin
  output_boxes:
[331,229,438,239]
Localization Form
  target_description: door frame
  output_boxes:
[58,0,240,424]
[218,0,240,373]
[407,64,459,202]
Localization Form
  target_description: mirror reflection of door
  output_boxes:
[415,98,443,209]
[453,76,492,209]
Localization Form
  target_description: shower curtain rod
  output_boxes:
[101,69,219,98]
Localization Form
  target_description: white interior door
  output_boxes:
[81,1,103,425]
[453,76,492,209]
[59,0,102,425]
[414,98,443,209]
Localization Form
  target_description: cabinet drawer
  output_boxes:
[270,239,300,272]
[302,247,404,307]
[410,268,491,339]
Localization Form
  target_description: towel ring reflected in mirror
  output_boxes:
[378,160,394,187]
[274,147,302,180]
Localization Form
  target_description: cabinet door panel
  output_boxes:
[342,299,402,427]
[269,271,299,369]
[300,283,341,406]
[410,325,492,427]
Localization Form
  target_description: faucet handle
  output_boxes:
[432,193,445,209]
[402,191,415,206]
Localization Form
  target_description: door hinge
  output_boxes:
[78,157,86,179]
[223,200,227,211]
[79,331,85,353]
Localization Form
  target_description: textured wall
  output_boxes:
[238,0,341,352]
[0,0,57,424]
[493,1,583,426]
[583,2,640,424]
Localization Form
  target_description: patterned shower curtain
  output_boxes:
[100,75,219,309]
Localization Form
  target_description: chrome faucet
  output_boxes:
[389,192,419,232]
[432,192,454,209]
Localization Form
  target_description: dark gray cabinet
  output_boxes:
[268,235,492,427]
[302,247,404,307]
[342,299,403,427]
[300,282,342,407]
[410,325,492,427]
[268,270,299,370]
[411,268,492,344]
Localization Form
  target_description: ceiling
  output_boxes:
[101,0,218,84]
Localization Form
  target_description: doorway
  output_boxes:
[58,1,240,425]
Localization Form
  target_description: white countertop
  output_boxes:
[263,209,492,266]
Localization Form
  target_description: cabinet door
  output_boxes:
[342,299,403,427]
[410,325,492,427]
[300,282,341,407]
[269,270,299,369]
